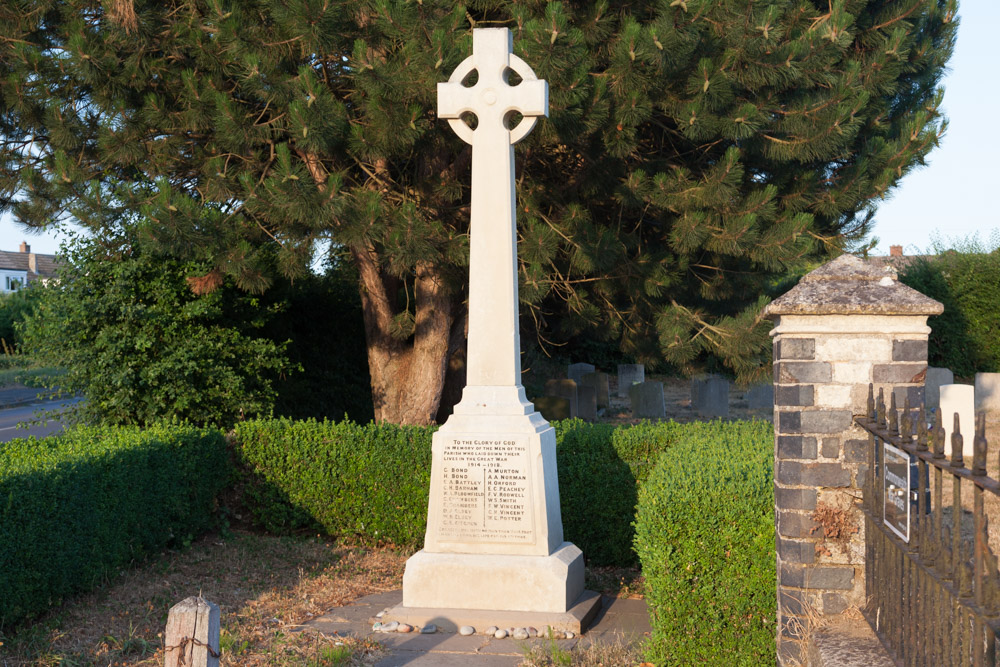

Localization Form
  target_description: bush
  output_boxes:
[634,419,775,666]
[897,239,1000,377]
[232,418,434,545]
[0,423,228,628]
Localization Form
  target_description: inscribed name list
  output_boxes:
[438,435,534,544]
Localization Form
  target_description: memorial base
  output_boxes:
[382,589,602,635]
[401,542,585,613]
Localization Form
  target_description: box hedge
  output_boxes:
[634,419,775,665]
[0,424,228,628]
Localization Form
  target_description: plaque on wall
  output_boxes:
[883,442,911,542]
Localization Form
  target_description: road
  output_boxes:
[0,397,83,441]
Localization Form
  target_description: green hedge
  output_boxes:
[232,417,738,567]
[634,419,775,665]
[0,424,228,627]
[898,250,1000,376]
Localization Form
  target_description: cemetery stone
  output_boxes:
[577,385,598,422]
[975,372,1000,421]
[746,383,774,411]
[545,378,578,419]
[617,364,645,397]
[390,27,598,631]
[580,371,610,408]
[694,377,729,418]
[567,362,595,386]
[940,383,975,458]
[629,381,666,419]
[534,396,571,422]
[925,366,954,410]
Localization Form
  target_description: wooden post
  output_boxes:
[164,596,220,667]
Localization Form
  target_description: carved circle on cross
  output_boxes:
[441,49,546,146]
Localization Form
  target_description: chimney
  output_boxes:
[890,245,903,257]
[19,241,29,253]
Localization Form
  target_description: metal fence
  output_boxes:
[858,384,1000,665]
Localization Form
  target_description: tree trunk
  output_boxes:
[353,246,454,425]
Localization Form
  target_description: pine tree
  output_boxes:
[0,0,957,424]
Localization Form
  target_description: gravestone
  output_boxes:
[746,383,774,411]
[975,373,1000,422]
[696,377,729,418]
[925,366,954,410]
[940,384,975,458]
[567,363,595,386]
[617,364,645,397]
[534,396,571,421]
[629,381,666,418]
[545,379,578,419]
[388,28,599,631]
[580,372,610,409]
[577,386,598,422]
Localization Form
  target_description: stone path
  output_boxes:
[303,591,651,666]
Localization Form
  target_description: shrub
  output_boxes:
[232,418,434,545]
[634,419,775,666]
[897,238,1000,377]
[0,424,228,628]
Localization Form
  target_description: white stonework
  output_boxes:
[815,384,853,409]
[770,314,933,336]
[815,337,892,362]
[831,362,874,385]
[397,28,592,621]
[940,384,975,458]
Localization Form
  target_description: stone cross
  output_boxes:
[438,28,548,388]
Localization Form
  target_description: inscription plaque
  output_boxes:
[883,442,911,542]
[438,435,534,544]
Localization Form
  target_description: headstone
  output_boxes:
[545,379,578,418]
[617,364,645,397]
[164,597,220,667]
[580,372,610,408]
[390,28,597,630]
[940,384,975,458]
[746,383,774,411]
[577,386,597,422]
[629,381,666,419]
[975,373,1000,421]
[690,375,709,408]
[534,396,571,421]
[567,363,595,386]
[693,377,729,418]
[924,367,954,410]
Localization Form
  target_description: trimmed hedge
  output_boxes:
[634,419,775,665]
[232,417,736,567]
[0,424,228,627]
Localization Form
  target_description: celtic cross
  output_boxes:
[438,28,548,391]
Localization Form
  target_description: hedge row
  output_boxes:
[0,424,228,627]
[231,417,762,568]
[634,419,775,665]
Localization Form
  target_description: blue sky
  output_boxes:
[2,3,995,257]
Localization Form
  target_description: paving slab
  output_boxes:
[308,591,649,666]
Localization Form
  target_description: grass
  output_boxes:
[0,529,405,666]
[519,633,649,666]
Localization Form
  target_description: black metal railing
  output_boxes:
[859,384,1000,666]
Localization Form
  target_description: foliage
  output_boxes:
[232,418,435,544]
[0,289,37,350]
[0,0,958,421]
[0,423,228,628]
[19,230,292,427]
[897,235,1000,377]
[634,419,775,666]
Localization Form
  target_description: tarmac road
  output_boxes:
[0,395,83,442]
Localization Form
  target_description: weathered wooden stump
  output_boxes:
[164,596,220,667]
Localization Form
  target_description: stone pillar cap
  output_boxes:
[764,254,943,318]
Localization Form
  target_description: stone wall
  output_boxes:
[765,255,942,664]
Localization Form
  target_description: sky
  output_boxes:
[1,3,996,258]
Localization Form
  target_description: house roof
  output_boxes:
[0,248,60,281]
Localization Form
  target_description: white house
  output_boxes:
[0,242,59,293]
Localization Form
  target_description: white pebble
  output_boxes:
[527,626,538,638]
[565,631,575,639]
[485,625,499,636]
[375,611,385,618]
[381,621,399,633]
[494,629,508,639]
[512,628,529,640]
[420,623,437,634]
[459,625,475,636]
[372,622,382,632]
